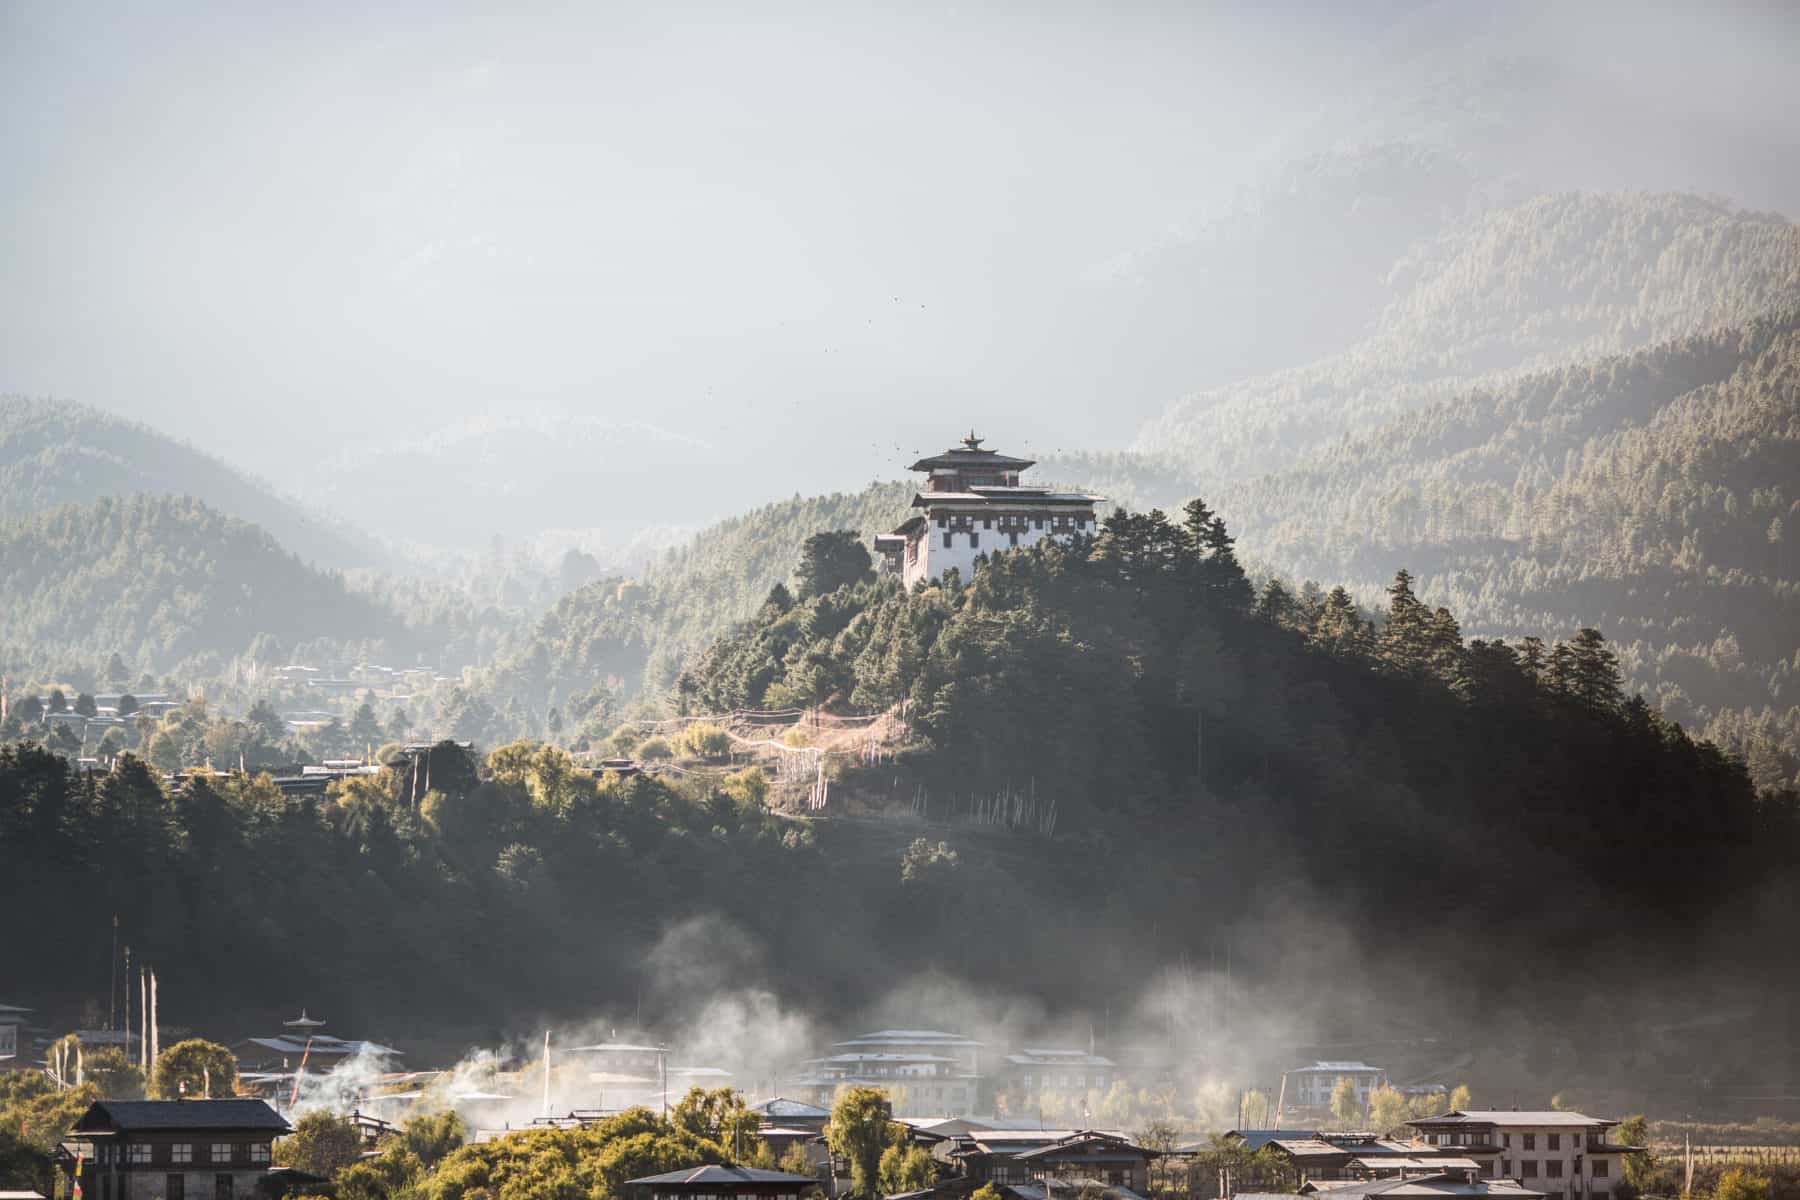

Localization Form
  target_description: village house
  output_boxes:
[996,1048,1118,1107]
[564,1038,670,1109]
[749,1097,831,1132]
[790,1031,983,1118]
[59,1099,289,1200]
[1405,1111,1643,1199]
[1287,1062,1387,1117]
[1257,1135,1487,1185]
[874,435,1103,588]
[946,1130,1155,1193]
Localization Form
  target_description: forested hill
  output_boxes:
[0,495,405,675]
[1134,193,1800,482]
[473,483,914,728]
[0,396,381,568]
[1217,311,1800,786]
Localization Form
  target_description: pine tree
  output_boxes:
[1380,569,1433,676]
[1567,627,1623,711]
[1257,579,1295,626]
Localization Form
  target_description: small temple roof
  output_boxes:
[908,432,1035,473]
[283,1009,328,1028]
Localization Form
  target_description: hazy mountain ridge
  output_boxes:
[1135,192,1800,481]
[0,494,406,675]
[0,395,385,568]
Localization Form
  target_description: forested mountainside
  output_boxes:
[1135,193,1800,482]
[1216,312,1800,784]
[0,396,380,568]
[8,505,1790,1092]
[473,483,914,727]
[0,496,406,676]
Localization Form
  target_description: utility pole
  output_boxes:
[108,916,118,1030]
[542,1031,552,1118]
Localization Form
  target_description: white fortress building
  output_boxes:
[874,433,1103,588]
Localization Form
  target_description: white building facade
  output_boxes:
[1290,1060,1388,1113]
[1408,1110,1644,1200]
[874,434,1103,589]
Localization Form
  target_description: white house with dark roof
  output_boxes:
[874,435,1103,588]
[1406,1111,1643,1200]
[1289,1061,1387,1114]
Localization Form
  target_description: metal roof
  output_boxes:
[73,1100,289,1134]
[1295,1062,1384,1074]
[807,1052,959,1064]
[835,1030,982,1047]
[1006,1050,1116,1067]
[627,1165,817,1186]
[1406,1112,1614,1129]
[1300,1175,1544,1200]
[749,1098,831,1118]
[240,1034,402,1058]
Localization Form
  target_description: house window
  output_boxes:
[1034,518,1043,529]
[1504,1161,1514,1178]
[1524,1135,1536,1151]
[1548,1135,1561,1151]
[1547,1162,1563,1179]
[1522,1162,1539,1178]
[250,1144,270,1165]
[215,1175,234,1200]
[1503,1135,1513,1148]
[970,533,979,548]
[128,1145,152,1165]
[943,533,954,549]
[212,1143,233,1163]
[1593,1160,1609,1177]
[982,519,990,529]
[172,1143,193,1163]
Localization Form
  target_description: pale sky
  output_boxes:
[4,1,1795,541]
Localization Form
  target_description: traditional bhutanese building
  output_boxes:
[874,434,1103,588]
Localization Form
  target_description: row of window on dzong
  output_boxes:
[934,514,1094,531]
[90,1143,270,1166]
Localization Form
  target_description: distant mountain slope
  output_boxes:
[1135,193,1800,484]
[0,495,404,671]
[0,396,383,567]
[478,483,914,716]
[1220,311,1800,783]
